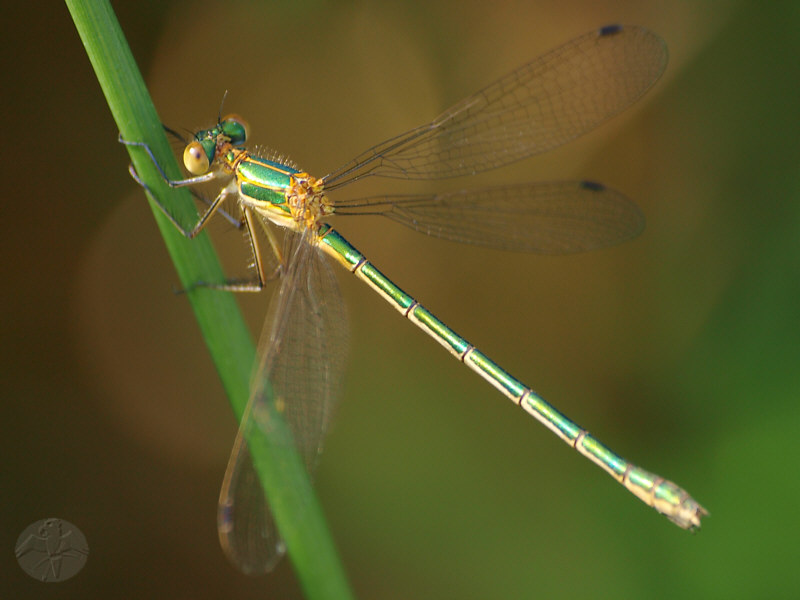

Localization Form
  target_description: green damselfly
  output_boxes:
[123,24,707,574]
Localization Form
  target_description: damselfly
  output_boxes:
[122,24,706,574]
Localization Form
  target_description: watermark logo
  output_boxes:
[15,518,88,582]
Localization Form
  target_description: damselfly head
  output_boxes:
[182,114,250,174]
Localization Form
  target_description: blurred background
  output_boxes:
[2,0,798,597]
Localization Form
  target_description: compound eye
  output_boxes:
[184,141,210,174]
[220,113,249,145]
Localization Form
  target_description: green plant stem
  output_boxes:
[65,1,352,597]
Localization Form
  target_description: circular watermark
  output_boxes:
[15,518,88,582]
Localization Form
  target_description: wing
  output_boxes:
[323,25,666,188]
[335,180,644,253]
[217,228,348,574]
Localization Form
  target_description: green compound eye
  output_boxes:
[220,114,249,146]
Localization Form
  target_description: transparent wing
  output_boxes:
[335,180,644,253]
[217,228,348,574]
[323,25,666,188]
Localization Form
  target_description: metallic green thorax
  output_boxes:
[237,155,300,215]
